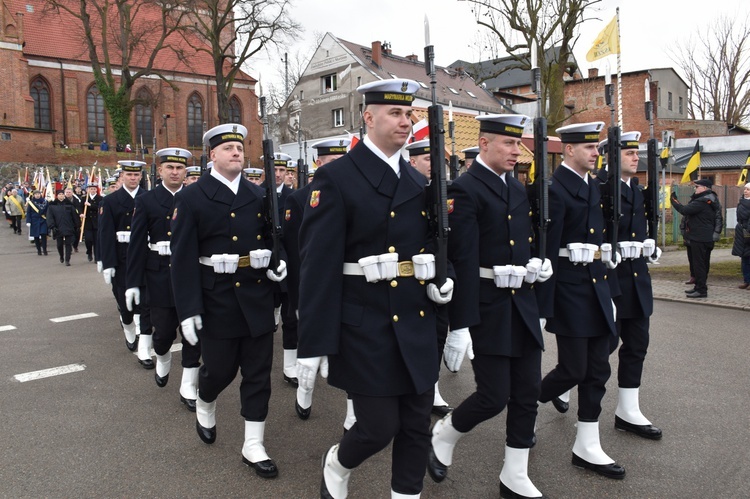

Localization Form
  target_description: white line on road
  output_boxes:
[132,342,183,357]
[14,363,86,383]
[49,312,98,323]
[0,325,17,332]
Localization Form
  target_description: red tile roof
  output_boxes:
[14,0,253,82]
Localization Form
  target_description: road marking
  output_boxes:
[14,363,86,383]
[0,325,17,332]
[132,342,183,357]
[50,312,98,323]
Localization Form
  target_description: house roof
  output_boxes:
[336,37,502,114]
[636,148,750,172]
[13,0,254,82]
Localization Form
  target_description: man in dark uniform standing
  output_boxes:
[170,124,287,479]
[81,182,102,262]
[125,148,202,411]
[297,79,454,499]
[597,131,663,440]
[426,115,553,498]
[99,160,152,366]
[536,122,626,479]
[283,138,351,422]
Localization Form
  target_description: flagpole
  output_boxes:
[616,7,623,129]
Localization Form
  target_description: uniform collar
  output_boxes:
[364,134,401,177]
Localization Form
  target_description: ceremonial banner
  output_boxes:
[680,140,700,184]
[586,15,620,62]
[737,152,749,186]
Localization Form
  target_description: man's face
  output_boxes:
[11,189,17,196]
[566,143,600,176]
[121,171,141,190]
[65,188,73,198]
[480,134,522,175]
[274,165,287,187]
[184,175,199,185]
[210,141,245,179]
[56,192,65,201]
[694,184,708,195]
[108,184,118,193]
[316,154,343,167]
[248,177,263,186]
[159,162,187,190]
[410,154,431,177]
[621,148,640,177]
[364,104,413,156]
[285,170,296,187]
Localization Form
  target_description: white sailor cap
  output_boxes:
[406,139,430,157]
[476,114,530,137]
[105,176,117,184]
[243,168,263,179]
[598,131,642,150]
[156,148,192,165]
[312,138,351,156]
[260,152,292,167]
[556,122,605,143]
[203,123,247,149]
[186,166,202,177]
[117,160,146,172]
[357,79,420,106]
[86,182,99,188]
[461,146,479,160]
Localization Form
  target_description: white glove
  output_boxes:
[102,267,116,285]
[647,246,662,264]
[180,315,202,346]
[266,260,287,282]
[26,223,31,227]
[611,300,617,323]
[297,356,328,391]
[536,258,553,283]
[427,278,454,305]
[443,327,474,373]
[125,287,140,311]
[605,251,621,270]
[539,318,547,330]
[96,261,103,273]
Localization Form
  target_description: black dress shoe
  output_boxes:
[181,396,197,412]
[154,371,169,387]
[59,257,64,263]
[242,456,278,478]
[615,416,662,440]
[139,358,155,369]
[431,405,453,417]
[87,254,93,262]
[551,396,569,413]
[125,337,138,352]
[196,420,216,444]
[571,453,625,479]
[685,288,696,294]
[295,400,311,420]
[283,374,299,387]
[685,290,707,298]
[500,481,547,499]
[426,444,448,483]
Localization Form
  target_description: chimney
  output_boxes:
[405,54,419,62]
[588,68,599,79]
[372,41,382,67]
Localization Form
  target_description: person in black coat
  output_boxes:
[597,132,663,441]
[26,190,49,256]
[64,187,82,253]
[81,183,102,262]
[427,115,553,498]
[170,124,287,479]
[297,79,454,498]
[47,190,80,266]
[671,178,721,298]
[126,148,202,409]
[733,183,750,288]
[536,122,625,479]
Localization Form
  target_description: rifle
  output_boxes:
[200,121,208,172]
[260,96,282,270]
[424,16,449,288]
[605,126,622,248]
[644,78,659,240]
[297,158,308,188]
[448,101,459,180]
[150,137,157,190]
[529,41,549,259]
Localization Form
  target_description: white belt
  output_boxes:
[342,262,365,275]
[479,267,495,279]
[558,248,601,259]
[149,243,160,252]
[199,256,213,266]
[343,261,416,278]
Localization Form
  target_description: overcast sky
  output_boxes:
[246,0,749,93]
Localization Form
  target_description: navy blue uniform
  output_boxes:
[537,165,616,421]
[447,161,543,448]
[275,183,297,349]
[170,173,277,421]
[126,184,200,367]
[298,142,439,494]
[282,183,311,314]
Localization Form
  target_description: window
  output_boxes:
[668,92,673,111]
[134,88,153,147]
[466,90,477,98]
[321,73,337,93]
[448,87,459,95]
[418,81,429,89]
[187,93,203,148]
[332,108,344,127]
[30,78,51,130]
[1,132,11,141]
[229,96,242,124]
[679,96,683,115]
[299,90,304,100]
[357,76,362,87]
[87,85,106,142]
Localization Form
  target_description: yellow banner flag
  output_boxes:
[738,152,750,186]
[586,15,620,62]
[680,140,701,184]
[528,160,536,185]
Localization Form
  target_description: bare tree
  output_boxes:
[181,0,301,124]
[41,0,186,145]
[671,15,750,126]
[461,0,602,128]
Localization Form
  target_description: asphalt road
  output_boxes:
[1,228,748,498]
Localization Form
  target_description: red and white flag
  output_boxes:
[410,118,429,143]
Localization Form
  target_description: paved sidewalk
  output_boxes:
[650,247,750,311]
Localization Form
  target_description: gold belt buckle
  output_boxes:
[397,261,414,277]
[238,255,251,268]
[593,250,601,260]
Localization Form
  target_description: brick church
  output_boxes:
[0,0,262,172]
